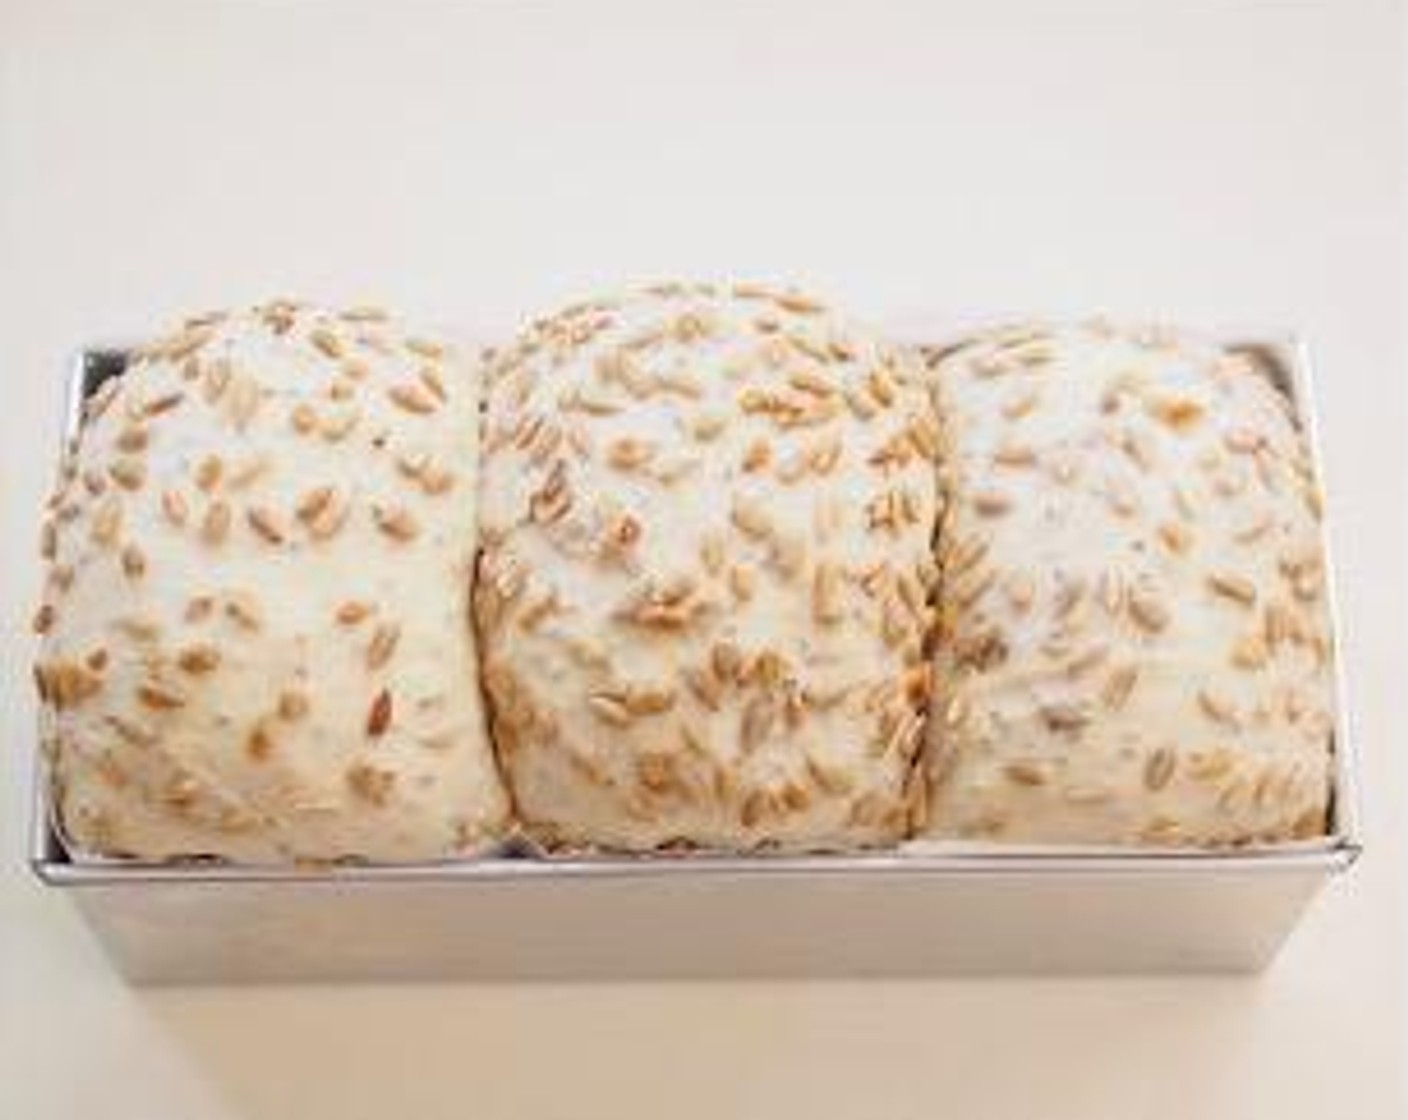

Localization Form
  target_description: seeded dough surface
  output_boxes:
[478,283,940,851]
[34,301,509,862]
[922,322,1335,845]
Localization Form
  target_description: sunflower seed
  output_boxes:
[1101,664,1140,710]
[336,600,372,625]
[137,681,187,710]
[120,544,146,579]
[195,454,224,491]
[200,500,232,545]
[346,761,395,804]
[1207,571,1257,607]
[1128,588,1169,632]
[366,622,402,669]
[1143,747,1177,791]
[246,506,286,545]
[366,688,393,736]
[278,690,310,720]
[89,495,122,547]
[177,645,221,674]
[1004,761,1045,786]
[310,328,344,359]
[388,383,436,414]
[372,504,419,542]
[1198,688,1239,726]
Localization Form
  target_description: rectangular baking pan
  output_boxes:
[29,332,1361,983]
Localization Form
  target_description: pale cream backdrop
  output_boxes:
[1,0,1404,1117]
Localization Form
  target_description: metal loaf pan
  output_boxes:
[29,332,1361,983]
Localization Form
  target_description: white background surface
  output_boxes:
[1,1,1404,1117]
